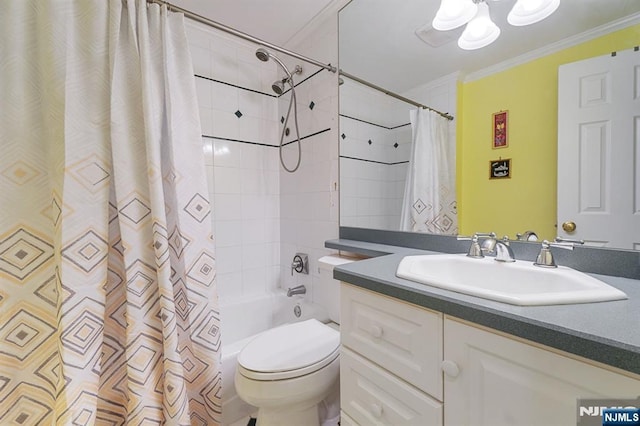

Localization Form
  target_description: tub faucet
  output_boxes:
[287,285,306,297]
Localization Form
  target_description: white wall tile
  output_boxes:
[213,167,242,194]
[213,194,242,221]
[188,11,342,310]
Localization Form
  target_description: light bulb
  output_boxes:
[508,0,560,26]
[521,0,543,11]
[432,0,478,31]
[458,2,500,50]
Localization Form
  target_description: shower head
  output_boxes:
[272,80,286,95]
[255,47,293,79]
[255,48,270,62]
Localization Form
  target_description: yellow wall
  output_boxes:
[458,24,640,240]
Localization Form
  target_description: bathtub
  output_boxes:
[220,291,330,425]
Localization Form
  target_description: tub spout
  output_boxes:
[287,285,306,297]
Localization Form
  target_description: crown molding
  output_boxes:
[464,12,640,82]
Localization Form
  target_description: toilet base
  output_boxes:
[256,403,319,426]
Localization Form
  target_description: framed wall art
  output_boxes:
[492,110,508,149]
[490,158,511,179]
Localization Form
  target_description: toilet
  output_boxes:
[234,255,356,426]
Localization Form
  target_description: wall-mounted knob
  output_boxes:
[370,324,384,338]
[441,360,460,378]
[290,253,309,276]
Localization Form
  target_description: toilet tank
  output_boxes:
[317,255,360,324]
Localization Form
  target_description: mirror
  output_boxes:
[338,0,640,249]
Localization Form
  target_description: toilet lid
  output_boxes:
[237,319,340,378]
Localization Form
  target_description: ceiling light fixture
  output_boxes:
[432,0,478,31]
[458,2,500,50]
[432,0,561,50]
[508,0,561,26]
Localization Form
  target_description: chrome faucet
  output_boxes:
[286,285,306,297]
[482,236,516,263]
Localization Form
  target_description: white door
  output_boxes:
[557,48,640,249]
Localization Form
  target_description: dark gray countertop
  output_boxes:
[328,238,640,375]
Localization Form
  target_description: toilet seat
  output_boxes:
[237,319,340,381]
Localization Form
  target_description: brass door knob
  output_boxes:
[562,221,577,233]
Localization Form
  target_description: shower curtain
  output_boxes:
[400,108,458,234]
[0,1,221,424]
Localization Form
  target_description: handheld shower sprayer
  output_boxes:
[255,47,303,173]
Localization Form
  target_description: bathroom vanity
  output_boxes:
[328,237,640,426]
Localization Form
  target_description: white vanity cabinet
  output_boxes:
[340,283,443,425]
[339,283,640,426]
[444,318,640,426]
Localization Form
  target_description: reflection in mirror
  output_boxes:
[338,0,640,249]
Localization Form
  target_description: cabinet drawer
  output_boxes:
[341,348,443,426]
[340,284,443,400]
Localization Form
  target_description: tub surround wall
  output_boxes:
[186,15,340,309]
[279,15,341,314]
[339,73,458,232]
[339,79,411,231]
[186,21,282,306]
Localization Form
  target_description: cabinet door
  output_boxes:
[341,283,443,400]
[444,318,640,426]
[341,348,443,426]
[340,411,359,426]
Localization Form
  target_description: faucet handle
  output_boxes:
[554,236,584,246]
[458,235,484,258]
[534,238,583,268]
[534,240,557,268]
[474,232,497,238]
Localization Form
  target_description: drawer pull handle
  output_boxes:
[370,402,383,418]
[370,325,383,338]
[441,360,460,378]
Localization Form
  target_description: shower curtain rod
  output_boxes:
[339,70,454,121]
[147,0,337,73]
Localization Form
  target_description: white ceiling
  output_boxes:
[166,0,640,95]
[340,0,640,93]
[170,0,340,46]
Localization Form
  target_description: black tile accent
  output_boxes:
[203,128,332,150]
[309,101,315,110]
[341,133,346,139]
[368,139,372,145]
[281,128,332,147]
[280,116,285,123]
[195,74,276,98]
[202,135,277,148]
[394,143,399,148]
[234,110,243,118]
[340,155,409,166]
[340,113,410,130]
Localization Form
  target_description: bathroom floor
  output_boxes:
[228,414,341,426]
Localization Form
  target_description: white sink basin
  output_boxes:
[396,254,627,306]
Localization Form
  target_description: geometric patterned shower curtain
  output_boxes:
[0,1,221,424]
[400,108,458,235]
